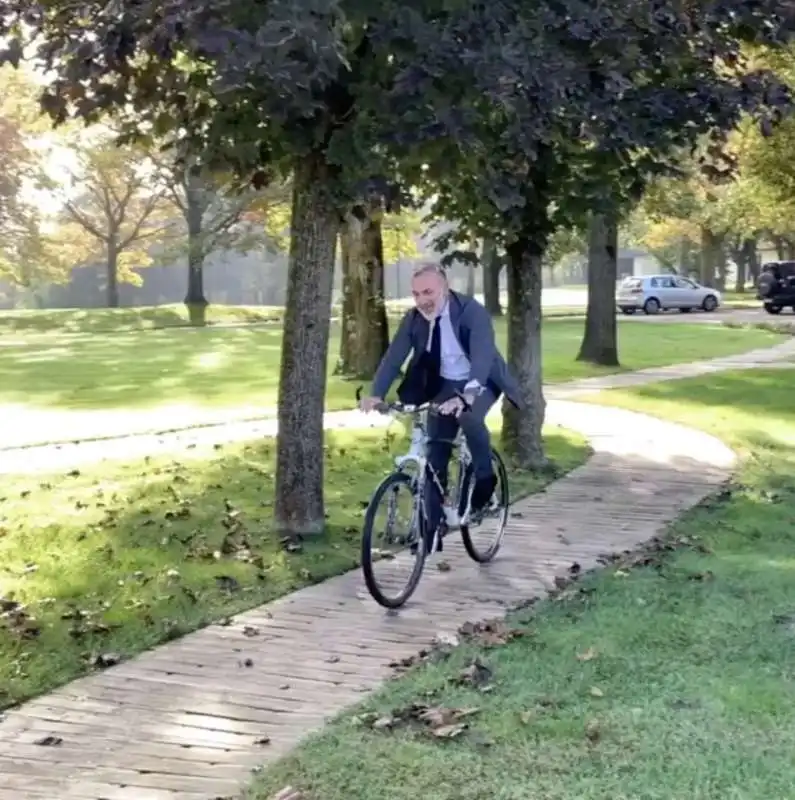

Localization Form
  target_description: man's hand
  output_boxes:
[359,395,382,413]
[437,393,475,416]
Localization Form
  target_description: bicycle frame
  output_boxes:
[393,409,472,545]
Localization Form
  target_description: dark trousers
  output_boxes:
[425,379,497,531]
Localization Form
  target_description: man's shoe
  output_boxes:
[470,474,498,515]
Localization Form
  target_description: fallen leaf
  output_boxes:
[585,718,601,742]
[91,652,121,668]
[456,658,493,689]
[458,618,525,647]
[436,561,451,572]
[253,736,271,745]
[34,735,62,746]
[215,575,240,593]
[430,723,467,739]
[372,716,395,730]
[518,710,535,725]
[589,686,604,697]
[417,706,479,726]
[553,575,571,591]
[577,647,597,662]
[243,625,260,637]
[269,788,305,800]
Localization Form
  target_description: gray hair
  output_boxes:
[411,261,447,280]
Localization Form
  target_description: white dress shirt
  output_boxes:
[425,299,482,392]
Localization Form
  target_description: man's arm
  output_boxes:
[371,310,415,398]
[464,301,497,392]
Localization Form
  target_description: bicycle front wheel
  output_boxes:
[361,471,426,608]
[460,448,510,563]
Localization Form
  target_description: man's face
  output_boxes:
[411,271,446,319]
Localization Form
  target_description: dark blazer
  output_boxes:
[371,291,522,408]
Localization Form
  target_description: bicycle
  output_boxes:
[356,388,510,609]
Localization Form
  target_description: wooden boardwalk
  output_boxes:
[0,396,738,800]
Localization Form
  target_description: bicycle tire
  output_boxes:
[361,471,427,608]
[460,447,510,563]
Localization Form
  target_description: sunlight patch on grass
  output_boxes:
[0,321,782,418]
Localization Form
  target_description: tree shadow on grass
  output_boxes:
[0,425,588,710]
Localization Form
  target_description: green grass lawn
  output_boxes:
[0,304,286,334]
[0,421,587,711]
[248,367,795,800]
[0,301,592,337]
[0,317,781,414]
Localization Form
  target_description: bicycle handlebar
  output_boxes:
[355,386,473,415]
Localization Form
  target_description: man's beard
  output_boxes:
[417,292,446,320]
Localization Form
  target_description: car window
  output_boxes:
[621,277,642,289]
[660,277,675,288]
[650,278,659,288]
[674,278,693,289]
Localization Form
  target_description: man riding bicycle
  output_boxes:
[359,261,522,536]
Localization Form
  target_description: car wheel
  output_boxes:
[758,273,776,298]
[702,295,718,312]
[765,303,783,315]
[643,298,660,315]
[620,307,636,315]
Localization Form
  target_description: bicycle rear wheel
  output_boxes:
[361,471,426,608]
[460,448,510,563]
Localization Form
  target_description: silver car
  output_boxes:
[617,275,721,315]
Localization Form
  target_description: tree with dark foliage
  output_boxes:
[386,0,794,466]
[2,0,793,511]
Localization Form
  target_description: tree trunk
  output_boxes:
[482,238,503,316]
[274,154,340,537]
[106,237,119,307]
[774,236,785,261]
[715,235,728,291]
[336,201,389,379]
[699,228,721,287]
[502,237,546,469]
[466,260,476,295]
[732,238,755,294]
[577,213,619,366]
[747,238,760,285]
[184,170,209,326]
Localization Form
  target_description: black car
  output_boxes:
[757,261,795,314]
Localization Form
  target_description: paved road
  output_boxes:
[617,307,775,325]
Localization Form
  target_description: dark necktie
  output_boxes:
[426,315,442,399]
